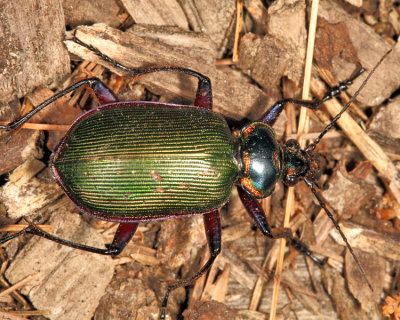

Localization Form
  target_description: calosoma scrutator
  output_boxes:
[0,37,389,318]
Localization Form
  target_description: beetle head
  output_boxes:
[281,139,321,186]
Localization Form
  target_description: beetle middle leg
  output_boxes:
[74,37,213,110]
[237,186,324,265]
[160,209,221,319]
[0,78,118,134]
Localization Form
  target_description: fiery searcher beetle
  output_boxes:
[0,37,389,318]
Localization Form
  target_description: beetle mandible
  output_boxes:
[0,38,388,318]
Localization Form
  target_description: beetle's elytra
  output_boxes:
[53,103,238,219]
[0,38,388,318]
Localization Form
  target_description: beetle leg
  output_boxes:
[160,209,221,319]
[259,68,365,126]
[108,223,139,254]
[74,38,213,110]
[0,222,138,256]
[237,186,324,265]
[193,77,212,109]
[0,78,117,132]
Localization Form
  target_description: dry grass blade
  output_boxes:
[0,273,38,297]
[269,1,320,320]
[0,310,29,320]
[0,225,53,233]
[232,0,243,62]
[0,122,70,131]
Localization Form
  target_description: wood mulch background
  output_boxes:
[1,0,400,319]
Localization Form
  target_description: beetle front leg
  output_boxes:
[160,209,221,319]
[237,186,324,265]
[0,222,138,256]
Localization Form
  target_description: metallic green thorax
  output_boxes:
[51,103,239,220]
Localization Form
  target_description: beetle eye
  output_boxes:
[284,175,299,186]
[285,139,300,149]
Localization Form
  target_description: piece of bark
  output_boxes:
[266,0,307,84]
[183,300,238,320]
[176,0,236,57]
[245,0,269,34]
[0,99,44,176]
[1,159,64,219]
[128,24,216,65]
[238,0,307,90]
[65,24,271,119]
[120,0,189,30]
[94,267,160,320]
[321,160,377,219]
[321,266,380,320]
[314,18,360,73]
[63,0,125,28]
[0,0,70,103]
[331,221,400,261]
[157,215,206,274]
[317,0,400,106]
[4,197,114,320]
[344,249,385,312]
[368,95,400,154]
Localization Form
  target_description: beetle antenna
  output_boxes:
[306,49,392,152]
[304,178,373,291]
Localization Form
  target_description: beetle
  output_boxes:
[0,38,388,318]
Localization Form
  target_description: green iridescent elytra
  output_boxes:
[51,102,239,221]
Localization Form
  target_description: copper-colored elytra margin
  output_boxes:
[243,152,250,174]
[242,124,255,137]
[240,178,263,198]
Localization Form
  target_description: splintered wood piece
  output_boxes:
[65,24,271,119]
[120,0,189,30]
[0,0,69,103]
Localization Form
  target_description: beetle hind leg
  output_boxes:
[0,222,138,256]
[160,209,221,319]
